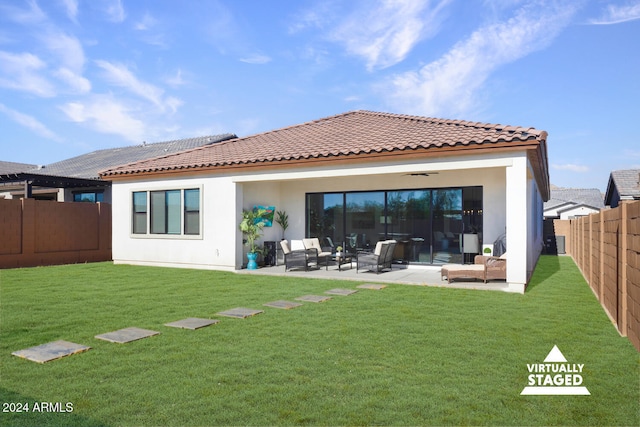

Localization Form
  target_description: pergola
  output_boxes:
[0,172,109,198]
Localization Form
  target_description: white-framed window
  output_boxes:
[131,188,201,236]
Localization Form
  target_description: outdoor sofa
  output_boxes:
[441,253,507,283]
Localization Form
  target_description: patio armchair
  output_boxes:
[303,238,333,270]
[280,240,315,271]
[356,240,397,274]
[474,252,507,281]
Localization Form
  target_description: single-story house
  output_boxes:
[604,169,640,208]
[0,134,235,202]
[542,187,604,255]
[543,187,604,220]
[101,110,550,293]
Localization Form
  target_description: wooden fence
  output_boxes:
[0,198,111,269]
[569,200,640,351]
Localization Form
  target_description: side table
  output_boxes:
[335,253,353,271]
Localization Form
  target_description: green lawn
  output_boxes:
[0,256,638,426]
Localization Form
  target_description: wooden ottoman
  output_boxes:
[441,264,486,283]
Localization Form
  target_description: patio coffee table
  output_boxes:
[334,253,353,271]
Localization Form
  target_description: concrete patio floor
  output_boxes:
[236,261,512,293]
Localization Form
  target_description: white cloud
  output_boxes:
[1,0,47,25]
[132,12,168,47]
[54,67,91,93]
[0,51,56,97]
[0,103,62,141]
[60,0,79,22]
[552,163,590,173]
[385,1,578,117]
[239,54,272,64]
[330,0,451,70]
[59,95,145,142]
[95,60,181,112]
[165,96,183,114]
[103,0,125,23]
[134,11,157,30]
[3,2,91,96]
[589,2,640,25]
[165,69,186,87]
[41,31,85,73]
[288,3,334,33]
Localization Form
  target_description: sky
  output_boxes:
[1,0,639,191]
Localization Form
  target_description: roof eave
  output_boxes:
[103,140,545,181]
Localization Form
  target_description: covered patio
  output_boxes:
[236,262,512,292]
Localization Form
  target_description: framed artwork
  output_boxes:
[254,205,275,227]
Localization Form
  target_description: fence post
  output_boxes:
[585,215,594,284]
[620,202,629,336]
[599,210,605,302]
[21,198,36,260]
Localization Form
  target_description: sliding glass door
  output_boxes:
[345,192,385,252]
[432,189,463,264]
[307,193,343,249]
[386,190,431,263]
[306,186,481,265]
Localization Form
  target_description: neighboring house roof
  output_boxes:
[544,199,572,211]
[604,169,640,205]
[0,134,236,189]
[101,110,550,198]
[544,188,604,216]
[33,134,237,180]
[0,160,37,175]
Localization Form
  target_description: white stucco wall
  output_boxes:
[112,174,240,270]
[558,205,599,219]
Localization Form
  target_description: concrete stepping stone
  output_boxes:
[325,288,358,296]
[217,307,264,319]
[357,283,387,290]
[295,295,332,303]
[164,318,220,330]
[12,340,91,364]
[263,300,303,309]
[95,327,160,343]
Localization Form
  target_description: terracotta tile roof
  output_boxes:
[101,110,547,178]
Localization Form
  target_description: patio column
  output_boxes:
[235,182,245,270]
[505,155,528,293]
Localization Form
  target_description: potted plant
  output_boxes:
[275,210,289,240]
[336,245,343,257]
[239,208,267,270]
